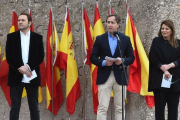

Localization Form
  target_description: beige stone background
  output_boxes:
[0,0,180,120]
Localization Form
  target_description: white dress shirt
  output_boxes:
[20,30,30,83]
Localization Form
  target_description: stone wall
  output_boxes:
[0,0,180,120]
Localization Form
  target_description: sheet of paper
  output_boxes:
[161,74,172,88]
[23,70,37,83]
[105,56,118,61]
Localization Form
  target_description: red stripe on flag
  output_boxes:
[66,78,81,115]
[47,79,63,115]
[127,50,142,93]
[40,62,46,87]
[12,11,18,31]
[66,8,71,36]
[145,96,155,108]
[84,7,93,66]
[92,66,98,114]
[0,76,11,106]
[94,4,101,25]
[59,52,68,70]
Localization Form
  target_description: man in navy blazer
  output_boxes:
[6,13,44,120]
[90,14,134,120]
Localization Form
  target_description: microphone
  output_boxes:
[113,31,120,41]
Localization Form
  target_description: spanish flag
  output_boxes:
[59,6,81,115]
[29,8,46,103]
[83,7,93,67]
[46,9,63,115]
[0,11,18,106]
[126,9,154,108]
[90,3,105,114]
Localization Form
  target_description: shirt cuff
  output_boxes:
[157,63,162,69]
[25,64,31,71]
[173,61,178,67]
[102,60,106,67]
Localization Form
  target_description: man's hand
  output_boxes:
[18,65,32,78]
[18,65,29,74]
[115,57,122,65]
[25,70,32,78]
[106,59,114,66]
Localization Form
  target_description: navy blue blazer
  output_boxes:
[90,32,134,85]
[6,31,44,87]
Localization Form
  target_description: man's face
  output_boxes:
[18,15,31,31]
[106,16,120,35]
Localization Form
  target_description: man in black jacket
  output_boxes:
[6,13,44,120]
[90,14,134,120]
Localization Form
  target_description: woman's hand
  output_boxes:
[164,71,171,80]
[160,63,175,72]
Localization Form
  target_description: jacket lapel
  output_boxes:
[104,32,112,56]
[114,33,123,56]
[28,31,34,61]
[16,31,24,63]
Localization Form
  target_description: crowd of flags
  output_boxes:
[0,1,154,116]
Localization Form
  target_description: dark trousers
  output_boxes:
[9,83,39,120]
[153,89,179,120]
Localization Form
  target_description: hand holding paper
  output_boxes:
[161,73,172,88]
[105,56,118,61]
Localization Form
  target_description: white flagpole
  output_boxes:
[51,7,55,120]
[81,1,86,120]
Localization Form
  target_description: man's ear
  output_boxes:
[29,21,32,27]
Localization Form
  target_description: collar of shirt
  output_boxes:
[20,30,30,36]
[108,32,117,56]
[108,32,116,39]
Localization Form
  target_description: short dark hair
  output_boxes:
[19,13,32,22]
[106,14,121,24]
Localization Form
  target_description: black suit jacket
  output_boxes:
[6,31,44,87]
[90,32,134,85]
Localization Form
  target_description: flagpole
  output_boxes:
[51,7,55,120]
[109,0,113,119]
[64,1,72,119]
[109,0,112,14]
[12,0,17,10]
[96,0,98,8]
[81,0,86,120]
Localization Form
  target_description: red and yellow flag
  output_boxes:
[83,7,93,67]
[29,8,46,103]
[59,7,81,115]
[126,9,154,108]
[90,4,105,114]
[46,9,63,115]
[0,43,1,64]
[0,11,18,106]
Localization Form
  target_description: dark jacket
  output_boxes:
[148,37,180,92]
[90,32,134,85]
[6,31,44,87]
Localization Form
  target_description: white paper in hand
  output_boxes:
[105,56,118,61]
[23,70,37,83]
[161,74,172,88]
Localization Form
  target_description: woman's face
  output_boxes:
[161,24,172,40]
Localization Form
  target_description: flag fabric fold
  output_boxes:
[0,11,18,106]
[90,4,105,114]
[46,9,63,115]
[29,8,46,103]
[59,6,81,115]
[125,9,154,108]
